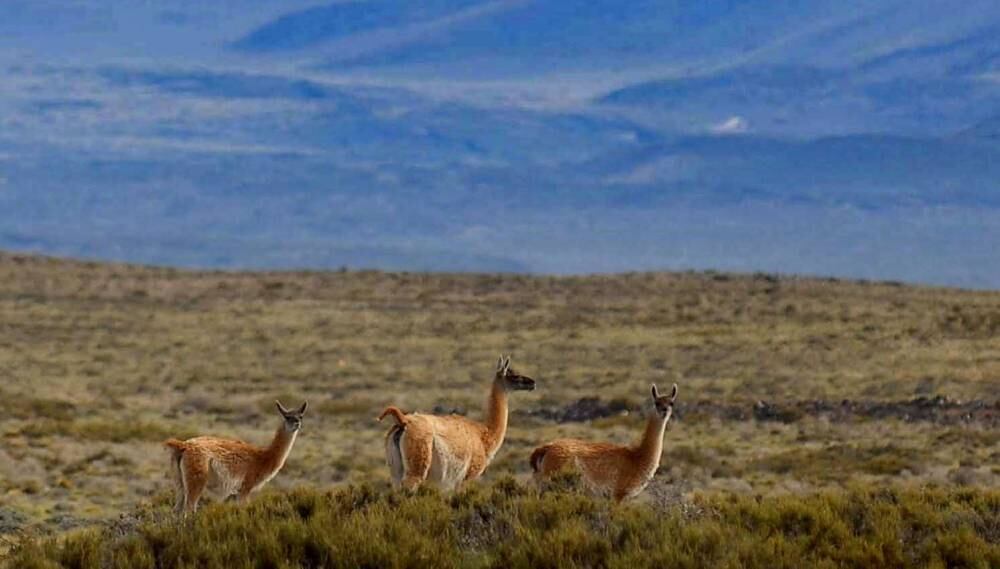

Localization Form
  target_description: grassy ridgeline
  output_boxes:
[6,480,998,569]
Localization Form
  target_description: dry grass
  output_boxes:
[0,251,997,544]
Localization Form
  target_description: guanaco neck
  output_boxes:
[481,379,509,460]
[631,410,671,469]
[260,425,298,476]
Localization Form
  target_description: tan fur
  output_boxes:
[379,355,535,491]
[532,384,677,502]
[165,401,305,514]
[377,406,408,426]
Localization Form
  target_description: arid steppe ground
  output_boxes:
[0,251,997,540]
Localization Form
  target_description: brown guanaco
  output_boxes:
[378,355,535,490]
[530,384,678,501]
[164,400,307,514]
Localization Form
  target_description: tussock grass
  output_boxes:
[4,480,998,568]
[17,419,195,444]
[750,444,927,480]
[0,393,78,421]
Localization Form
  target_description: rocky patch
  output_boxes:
[523,396,1000,426]
[0,508,27,535]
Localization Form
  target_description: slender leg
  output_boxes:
[170,453,187,514]
[613,479,633,503]
[174,472,187,514]
[182,455,209,514]
[236,483,254,504]
[401,430,433,491]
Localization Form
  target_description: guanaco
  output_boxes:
[164,400,307,514]
[378,355,536,490]
[530,384,678,502]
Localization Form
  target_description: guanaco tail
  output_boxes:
[530,383,678,502]
[164,400,307,514]
[378,355,536,491]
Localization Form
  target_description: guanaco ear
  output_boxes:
[503,355,511,371]
[275,400,290,416]
[669,383,678,402]
[651,384,659,400]
[497,355,504,372]
[296,401,308,415]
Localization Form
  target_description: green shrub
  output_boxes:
[3,482,997,569]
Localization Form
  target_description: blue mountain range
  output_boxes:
[0,1,998,286]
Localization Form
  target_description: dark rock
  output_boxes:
[527,397,632,423]
[45,514,90,532]
[525,394,999,427]
[559,397,631,422]
[0,508,27,534]
[752,400,803,423]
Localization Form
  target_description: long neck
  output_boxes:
[261,425,298,475]
[481,380,509,459]
[632,410,670,467]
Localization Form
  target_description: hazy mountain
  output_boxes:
[0,1,998,286]
[959,115,1000,143]
[235,1,1000,74]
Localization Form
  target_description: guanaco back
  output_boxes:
[164,400,307,514]
[530,384,678,502]
[378,355,536,491]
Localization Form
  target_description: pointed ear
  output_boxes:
[275,400,289,415]
[651,384,659,400]
[669,383,678,402]
[297,401,308,415]
[504,356,511,370]
[497,356,504,371]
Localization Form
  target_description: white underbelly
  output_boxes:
[574,457,613,494]
[208,461,244,497]
[427,435,470,490]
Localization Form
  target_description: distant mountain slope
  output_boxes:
[1,1,999,286]
[230,1,1000,136]
[234,0,487,52]
[230,0,1000,75]
[594,134,1000,208]
[228,0,870,74]
[599,64,1000,136]
[958,114,1000,142]
[589,2,1000,136]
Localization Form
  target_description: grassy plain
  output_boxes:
[0,251,997,565]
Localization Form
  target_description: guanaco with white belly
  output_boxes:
[164,400,307,514]
[378,355,536,491]
[530,384,678,502]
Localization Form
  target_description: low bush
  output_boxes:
[4,480,997,568]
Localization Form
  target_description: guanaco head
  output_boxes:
[275,400,308,432]
[495,354,536,392]
[650,383,678,419]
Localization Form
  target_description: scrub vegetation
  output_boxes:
[5,480,999,568]
[0,251,997,566]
